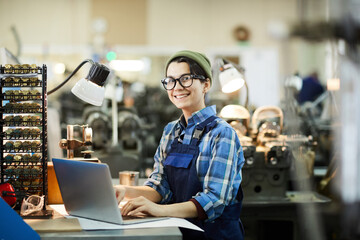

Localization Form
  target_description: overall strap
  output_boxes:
[190,115,218,146]
[172,127,181,145]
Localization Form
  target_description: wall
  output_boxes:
[0,0,301,54]
[147,0,298,49]
[0,0,329,104]
[91,0,147,45]
[0,0,90,48]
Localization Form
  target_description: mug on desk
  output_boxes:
[119,171,139,186]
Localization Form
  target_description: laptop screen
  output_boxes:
[52,158,123,224]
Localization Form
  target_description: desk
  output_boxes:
[35,177,182,239]
[25,206,182,240]
[38,227,182,240]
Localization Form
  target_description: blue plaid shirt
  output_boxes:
[144,105,244,222]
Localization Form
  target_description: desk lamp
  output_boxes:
[47,59,110,159]
[218,58,249,109]
[47,59,110,106]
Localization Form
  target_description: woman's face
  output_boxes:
[166,61,210,118]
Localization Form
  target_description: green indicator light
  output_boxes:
[106,51,117,61]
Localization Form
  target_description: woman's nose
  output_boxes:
[173,79,184,90]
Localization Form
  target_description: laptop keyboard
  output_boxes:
[122,215,146,220]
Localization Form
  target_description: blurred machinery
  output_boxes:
[56,81,176,178]
[283,73,333,167]
[290,2,360,238]
[78,87,173,178]
[117,108,143,155]
[219,104,252,145]
[80,106,144,177]
[58,124,94,159]
[220,105,316,201]
[82,107,112,150]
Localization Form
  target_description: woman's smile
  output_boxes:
[173,92,190,99]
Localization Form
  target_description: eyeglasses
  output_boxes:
[20,195,44,216]
[161,74,206,90]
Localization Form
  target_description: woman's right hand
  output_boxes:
[113,185,126,204]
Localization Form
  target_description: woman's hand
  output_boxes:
[121,196,164,217]
[113,185,126,204]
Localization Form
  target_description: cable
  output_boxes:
[47,59,94,95]
[10,25,21,59]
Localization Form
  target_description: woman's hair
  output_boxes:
[166,57,208,82]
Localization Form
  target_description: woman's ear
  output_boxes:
[203,79,211,93]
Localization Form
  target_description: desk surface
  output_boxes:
[34,178,182,239]
[25,204,182,240]
[38,227,182,240]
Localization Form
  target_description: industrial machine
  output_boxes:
[58,124,97,160]
[81,106,150,178]
[220,105,315,201]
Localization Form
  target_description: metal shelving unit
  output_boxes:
[0,64,48,209]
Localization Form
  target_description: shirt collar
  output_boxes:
[179,115,187,128]
[187,105,217,126]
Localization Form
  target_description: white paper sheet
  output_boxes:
[49,204,203,232]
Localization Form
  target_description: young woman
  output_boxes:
[114,50,245,239]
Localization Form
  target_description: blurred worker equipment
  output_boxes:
[83,107,112,150]
[0,183,17,207]
[59,124,95,160]
[221,105,316,201]
[297,73,325,105]
[219,104,252,145]
[245,106,291,201]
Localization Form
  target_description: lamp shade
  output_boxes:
[219,63,245,93]
[47,59,110,107]
[71,78,105,106]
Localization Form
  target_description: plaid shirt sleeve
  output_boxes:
[144,122,174,203]
[194,123,244,222]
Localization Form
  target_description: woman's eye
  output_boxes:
[164,78,174,84]
[181,76,191,81]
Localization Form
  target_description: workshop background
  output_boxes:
[1,0,359,239]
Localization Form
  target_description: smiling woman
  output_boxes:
[164,61,209,120]
[114,50,245,240]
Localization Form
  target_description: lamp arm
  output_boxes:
[228,60,249,109]
[47,59,94,95]
[243,80,249,109]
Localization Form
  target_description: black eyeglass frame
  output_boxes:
[161,74,206,90]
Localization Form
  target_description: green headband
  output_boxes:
[166,50,212,84]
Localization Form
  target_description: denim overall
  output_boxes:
[164,116,244,240]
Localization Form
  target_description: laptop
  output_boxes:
[52,158,166,225]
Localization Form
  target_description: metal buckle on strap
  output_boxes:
[193,128,202,139]
[174,128,181,138]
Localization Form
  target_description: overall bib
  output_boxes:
[164,116,244,240]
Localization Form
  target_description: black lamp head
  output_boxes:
[86,62,110,86]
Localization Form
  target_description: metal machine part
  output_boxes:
[219,105,292,200]
[59,125,93,159]
[242,146,292,201]
[118,109,143,153]
[252,105,283,138]
[220,105,316,201]
[253,106,316,184]
[84,110,111,150]
[229,121,253,146]
[256,121,282,145]
[219,105,253,145]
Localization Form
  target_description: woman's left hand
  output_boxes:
[121,196,164,217]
